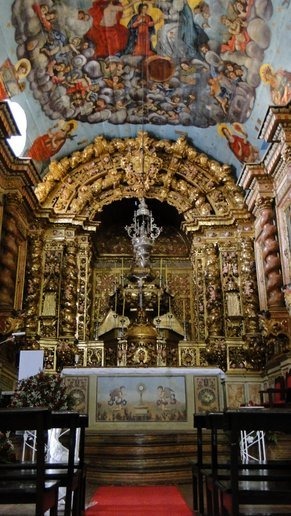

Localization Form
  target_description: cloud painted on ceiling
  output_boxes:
[0,0,290,174]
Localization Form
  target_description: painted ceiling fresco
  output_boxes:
[0,0,290,179]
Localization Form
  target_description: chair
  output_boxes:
[216,408,291,516]
[0,407,59,516]
[259,375,287,407]
[286,369,291,403]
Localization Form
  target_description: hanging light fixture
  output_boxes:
[125,198,162,274]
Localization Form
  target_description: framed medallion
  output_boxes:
[194,376,220,412]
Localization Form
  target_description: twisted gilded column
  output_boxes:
[0,211,18,307]
[76,235,93,341]
[60,242,78,337]
[24,232,44,334]
[257,197,284,308]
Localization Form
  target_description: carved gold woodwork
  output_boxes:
[239,237,260,333]
[204,244,224,336]
[34,132,248,230]
[24,231,44,334]
[31,131,257,372]
[78,342,104,368]
[17,131,290,373]
[240,104,291,338]
[40,342,57,371]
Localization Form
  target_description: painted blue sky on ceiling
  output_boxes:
[0,0,290,178]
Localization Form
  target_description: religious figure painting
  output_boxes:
[96,375,187,422]
[0,0,288,171]
[9,0,276,130]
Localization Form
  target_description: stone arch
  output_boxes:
[34,132,251,230]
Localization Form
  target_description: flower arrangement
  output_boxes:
[10,371,75,411]
[0,431,16,463]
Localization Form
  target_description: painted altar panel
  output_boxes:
[62,367,225,430]
[225,381,245,408]
[96,375,187,422]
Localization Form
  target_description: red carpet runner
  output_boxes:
[85,485,194,515]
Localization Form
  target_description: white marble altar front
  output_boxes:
[62,367,225,431]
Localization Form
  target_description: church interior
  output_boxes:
[0,0,291,503]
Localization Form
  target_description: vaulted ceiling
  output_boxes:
[0,0,290,184]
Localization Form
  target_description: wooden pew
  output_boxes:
[194,410,291,516]
[217,408,291,516]
[0,410,88,516]
[0,407,59,516]
[192,412,228,514]
[46,411,88,516]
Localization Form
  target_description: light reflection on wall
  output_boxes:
[6,99,27,157]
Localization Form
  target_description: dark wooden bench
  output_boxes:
[0,407,59,516]
[0,410,88,516]
[193,412,229,514]
[45,411,88,516]
[216,408,291,516]
[193,409,291,515]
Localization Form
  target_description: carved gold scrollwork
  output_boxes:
[34,133,249,231]
[179,346,197,367]
[24,233,44,334]
[205,338,227,371]
[240,238,260,333]
[205,244,224,336]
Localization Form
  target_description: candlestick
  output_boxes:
[183,299,186,340]
[96,297,101,320]
[122,291,125,317]
[158,291,160,317]
[114,285,117,313]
